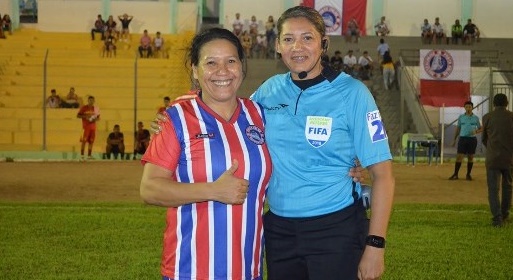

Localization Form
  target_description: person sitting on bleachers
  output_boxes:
[61,87,81,108]
[432,17,446,45]
[105,15,119,40]
[421,18,433,44]
[91,14,105,40]
[102,30,117,58]
[345,17,360,43]
[106,124,125,160]
[133,121,150,160]
[0,14,5,39]
[118,13,133,42]
[2,14,13,35]
[241,30,253,59]
[343,49,357,75]
[254,33,267,59]
[374,16,390,37]
[138,29,153,58]
[152,31,166,58]
[463,18,480,44]
[358,50,374,77]
[46,89,62,108]
[451,19,464,44]
[329,50,343,71]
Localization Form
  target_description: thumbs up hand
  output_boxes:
[212,160,250,205]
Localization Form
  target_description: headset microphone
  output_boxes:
[298,71,308,79]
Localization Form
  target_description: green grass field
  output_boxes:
[1,202,511,279]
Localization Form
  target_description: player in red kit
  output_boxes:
[77,96,100,160]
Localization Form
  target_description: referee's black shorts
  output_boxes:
[457,136,478,155]
[263,201,369,280]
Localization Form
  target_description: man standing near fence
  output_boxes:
[449,101,482,181]
[482,94,513,227]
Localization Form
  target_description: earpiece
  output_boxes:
[321,39,328,50]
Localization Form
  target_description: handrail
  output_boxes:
[398,57,435,135]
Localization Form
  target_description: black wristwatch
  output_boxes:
[366,235,386,248]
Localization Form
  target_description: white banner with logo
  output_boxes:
[314,0,343,35]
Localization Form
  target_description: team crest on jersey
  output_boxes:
[423,50,454,79]
[246,125,265,145]
[318,6,341,33]
[366,110,388,143]
[305,116,332,148]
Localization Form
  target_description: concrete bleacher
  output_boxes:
[1,27,512,160]
[0,28,194,159]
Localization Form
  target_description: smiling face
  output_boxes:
[276,17,326,80]
[192,39,243,105]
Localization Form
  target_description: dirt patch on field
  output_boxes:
[0,161,489,205]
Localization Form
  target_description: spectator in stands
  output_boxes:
[451,19,464,44]
[91,14,105,41]
[157,96,171,114]
[249,15,259,37]
[77,96,100,160]
[342,49,357,75]
[330,50,343,71]
[61,87,80,108]
[265,15,276,58]
[2,14,13,35]
[138,29,153,58]
[345,17,360,43]
[358,50,374,77]
[353,64,370,83]
[0,14,6,39]
[254,33,267,59]
[232,12,244,38]
[133,121,150,160]
[432,17,446,44]
[105,15,119,40]
[381,51,395,90]
[421,18,433,44]
[374,16,390,37]
[463,18,480,44]
[118,13,133,42]
[105,124,125,160]
[376,38,390,62]
[240,30,253,59]
[102,30,117,58]
[152,31,166,58]
[46,89,62,108]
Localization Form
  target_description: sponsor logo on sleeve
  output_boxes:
[366,110,388,143]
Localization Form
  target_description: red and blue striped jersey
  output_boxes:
[142,96,272,280]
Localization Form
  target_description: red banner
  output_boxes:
[420,80,470,107]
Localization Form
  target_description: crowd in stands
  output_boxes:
[46,87,82,108]
[89,14,167,58]
[419,17,480,45]
[230,13,277,59]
